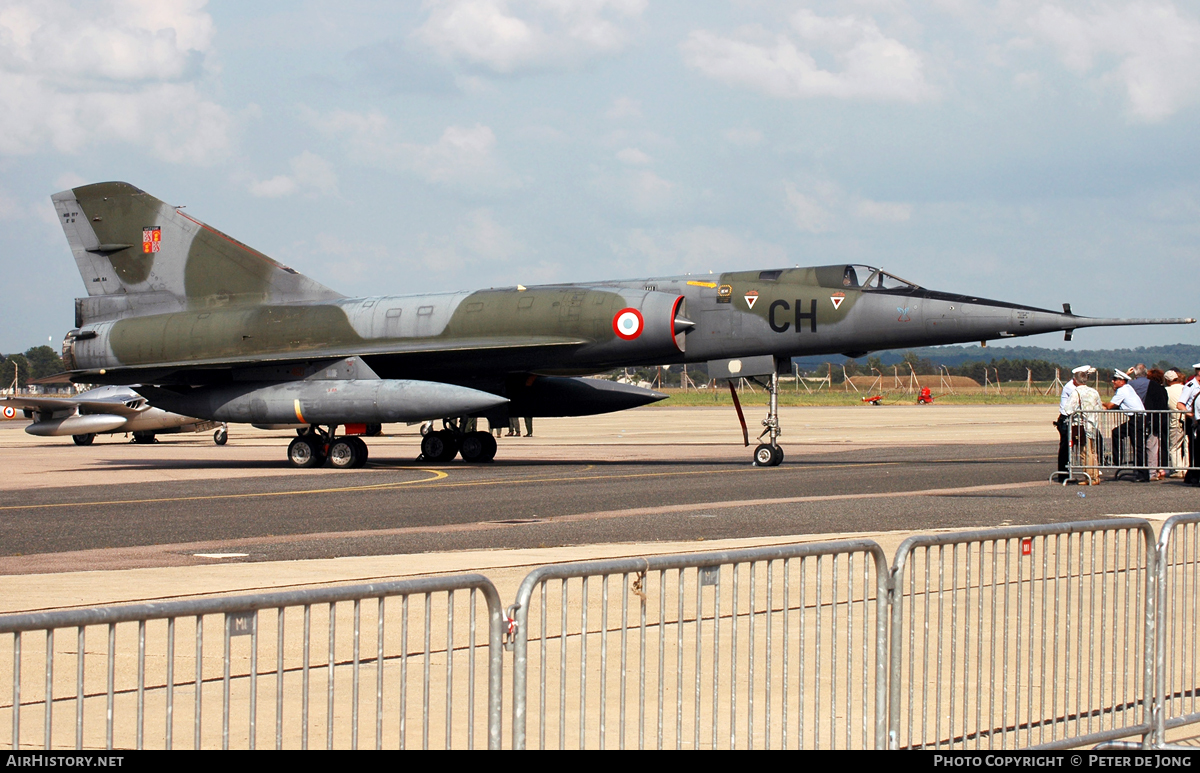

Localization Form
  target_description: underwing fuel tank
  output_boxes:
[137,379,508,426]
[24,414,126,437]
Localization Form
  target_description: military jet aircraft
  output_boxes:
[2,384,227,445]
[50,182,1193,468]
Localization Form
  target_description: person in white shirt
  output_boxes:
[1055,365,1091,480]
[1165,370,1186,476]
[1105,369,1148,481]
[1177,363,1200,485]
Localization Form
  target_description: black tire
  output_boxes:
[421,430,459,463]
[287,437,325,468]
[132,432,156,444]
[348,436,369,467]
[366,424,382,437]
[754,443,777,467]
[460,431,497,463]
[72,433,95,446]
[479,432,497,462]
[771,445,785,466]
[327,438,360,469]
[213,427,228,445]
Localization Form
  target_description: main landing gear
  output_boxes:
[419,418,497,464]
[287,425,370,469]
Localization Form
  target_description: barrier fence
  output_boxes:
[1154,514,1200,746]
[1066,410,1196,484]
[888,520,1155,750]
[1,517,1199,751]
[506,540,889,750]
[0,575,504,750]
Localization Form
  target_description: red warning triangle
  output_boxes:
[830,292,845,310]
[745,291,759,309]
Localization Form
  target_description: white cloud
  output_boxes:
[249,152,338,198]
[615,226,788,276]
[615,147,651,165]
[53,172,87,190]
[307,109,516,190]
[855,198,913,223]
[410,124,501,184]
[1027,2,1200,122]
[784,183,836,233]
[682,10,937,103]
[415,0,646,73]
[0,188,22,220]
[0,0,231,163]
[785,179,913,232]
[606,96,641,119]
[411,208,524,278]
[722,127,763,146]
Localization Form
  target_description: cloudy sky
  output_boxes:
[1,0,1198,354]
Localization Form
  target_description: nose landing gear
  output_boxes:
[728,366,785,467]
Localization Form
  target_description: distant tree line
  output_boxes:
[0,346,65,390]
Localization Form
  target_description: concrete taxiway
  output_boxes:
[0,404,1196,613]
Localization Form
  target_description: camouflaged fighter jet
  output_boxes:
[52,182,1194,468]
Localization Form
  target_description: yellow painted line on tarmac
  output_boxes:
[0,454,1048,512]
[0,469,449,511]
[391,454,1047,492]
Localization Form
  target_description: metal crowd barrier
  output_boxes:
[888,520,1157,750]
[4,518,1200,751]
[1153,514,1200,746]
[1066,409,1195,484]
[0,575,504,750]
[506,541,890,749]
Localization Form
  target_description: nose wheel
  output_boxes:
[731,367,785,467]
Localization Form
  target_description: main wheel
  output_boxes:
[213,427,228,445]
[132,432,157,444]
[327,438,362,469]
[420,430,459,463]
[72,433,95,446]
[460,431,497,463]
[366,424,382,437]
[288,437,325,468]
[754,443,782,467]
[348,436,369,467]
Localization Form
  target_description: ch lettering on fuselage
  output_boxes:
[767,299,819,333]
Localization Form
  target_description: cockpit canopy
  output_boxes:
[816,264,922,291]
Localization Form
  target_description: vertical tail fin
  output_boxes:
[53,182,342,326]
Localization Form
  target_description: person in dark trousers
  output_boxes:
[1055,366,1091,481]
[1105,370,1148,482]
[1144,369,1170,479]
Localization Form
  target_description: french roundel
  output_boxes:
[613,308,644,340]
[2,406,13,419]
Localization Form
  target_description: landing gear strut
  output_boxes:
[732,368,784,467]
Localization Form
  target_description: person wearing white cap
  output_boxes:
[1177,363,1200,485]
[1165,370,1187,476]
[1055,366,1092,480]
[1105,369,1148,481]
